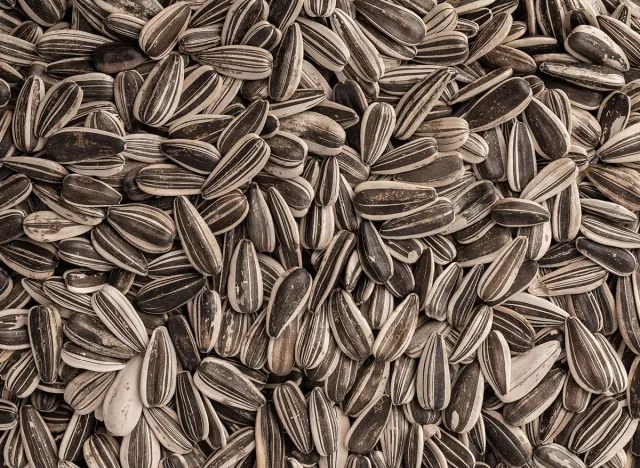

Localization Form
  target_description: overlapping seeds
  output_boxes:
[3,0,640,467]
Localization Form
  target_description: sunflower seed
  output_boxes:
[199,45,273,80]
[195,357,266,411]
[417,333,450,410]
[133,53,184,127]
[143,405,192,454]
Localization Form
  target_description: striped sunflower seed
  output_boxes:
[133,53,184,127]
[195,357,266,411]
[174,196,222,276]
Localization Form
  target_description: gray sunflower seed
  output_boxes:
[309,387,339,456]
[540,61,625,91]
[58,411,97,462]
[174,372,208,444]
[113,70,143,133]
[174,196,222,276]
[520,158,578,203]
[360,102,396,166]
[58,237,114,272]
[476,236,527,302]
[415,31,469,66]
[529,259,607,296]
[443,361,484,433]
[62,174,122,208]
[266,267,311,338]
[199,45,273,80]
[189,289,222,354]
[417,333,450,410]
[195,357,266,411]
[576,237,636,276]
[296,17,349,73]
[379,198,454,239]
[91,223,148,275]
[309,230,356,312]
[483,410,533,467]
[5,351,40,398]
[268,23,303,102]
[450,304,493,363]
[461,77,532,132]
[0,308,30,351]
[447,263,483,326]
[491,198,550,227]
[272,381,312,453]
[12,75,45,153]
[136,164,206,196]
[139,2,190,60]
[161,139,220,176]
[45,127,126,164]
[63,370,115,415]
[570,397,621,453]
[533,443,587,468]
[585,164,640,211]
[580,198,637,224]
[565,316,614,394]
[357,220,394,284]
[432,430,475,468]
[0,33,40,65]
[584,409,637,468]
[503,340,561,402]
[64,311,136,359]
[23,211,92,243]
[522,98,571,160]
[107,204,175,254]
[201,133,270,199]
[201,427,255,468]
[27,304,61,384]
[137,273,206,314]
[394,68,456,140]
[36,29,111,60]
[0,209,26,245]
[122,133,166,163]
[580,215,640,249]
[140,326,176,408]
[355,0,425,45]
[198,190,248,235]
[226,239,262,314]
[445,180,497,234]
[278,111,345,156]
[329,8,384,83]
[372,294,418,361]
[501,292,569,327]
[34,80,83,139]
[143,405,192,454]
[0,239,58,280]
[296,308,331,371]
[478,329,511,397]
[133,53,184,127]
[467,12,512,63]
[219,101,269,156]
[328,288,373,361]
[345,394,392,454]
[20,405,58,468]
[353,181,437,221]
[503,368,565,427]
[370,138,438,175]
[147,249,194,279]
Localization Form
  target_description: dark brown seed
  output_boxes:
[45,127,126,164]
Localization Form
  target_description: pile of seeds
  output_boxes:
[3,0,640,467]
